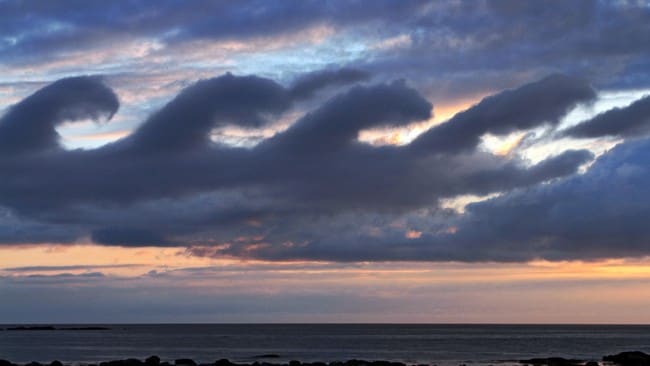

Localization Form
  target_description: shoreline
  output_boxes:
[1,352,648,366]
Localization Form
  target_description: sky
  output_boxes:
[1,0,650,323]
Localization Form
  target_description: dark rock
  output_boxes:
[50,361,63,366]
[289,361,302,366]
[175,360,197,366]
[146,357,161,366]
[344,361,369,366]
[214,360,233,366]
[585,362,599,366]
[100,361,120,366]
[26,362,43,366]
[519,358,582,366]
[160,363,172,366]
[125,359,145,366]
[603,352,650,366]
[0,360,12,366]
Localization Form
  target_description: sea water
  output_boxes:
[1,324,649,365]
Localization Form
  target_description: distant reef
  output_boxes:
[0,351,649,366]
[3,326,110,331]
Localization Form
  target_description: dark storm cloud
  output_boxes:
[0,76,118,154]
[91,227,174,246]
[564,95,650,139]
[124,73,292,152]
[434,137,650,262]
[263,79,432,153]
[0,72,594,252]
[410,74,597,154]
[289,68,371,100]
[223,137,650,263]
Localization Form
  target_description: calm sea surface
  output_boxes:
[1,325,649,365]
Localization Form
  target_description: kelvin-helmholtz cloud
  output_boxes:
[2,67,650,263]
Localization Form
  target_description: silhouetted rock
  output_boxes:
[0,360,13,366]
[370,362,404,366]
[160,362,172,366]
[289,361,301,366]
[519,358,582,366]
[214,359,233,366]
[26,362,43,366]
[585,362,599,366]
[126,359,145,366]
[146,356,160,366]
[99,359,144,366]
[175,360,197,366]
[344,360,370,366]
[603,352,650,366]
[50,361,63,366]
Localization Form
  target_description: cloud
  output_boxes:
[91,227,173,246]
[564,94,650,139]
[2,264,142,272]
[0,72,613,262]
[410,74,596,154]
[123,73,292,152]
[0,76,119,154]
[289,68,371,100]
[2,261,650,323]
[435,137,650,262]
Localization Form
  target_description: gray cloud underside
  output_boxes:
[564,94,650,139]
[3,68,650,262]
[225,138,650,263]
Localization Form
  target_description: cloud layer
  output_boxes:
[2,69,648,263]
[0,1,649,263]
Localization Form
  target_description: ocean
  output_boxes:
[1,324,649,365]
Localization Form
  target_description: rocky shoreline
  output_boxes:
[1,352,649,366]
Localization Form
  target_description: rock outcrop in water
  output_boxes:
[519,357,583,366]
[1,353,650,366]
[603,352,650,366]
[0,359,411,366]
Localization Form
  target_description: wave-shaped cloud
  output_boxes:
[3,70,644,263]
